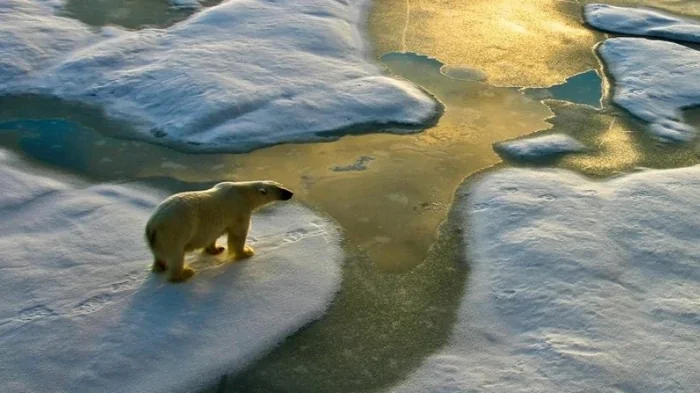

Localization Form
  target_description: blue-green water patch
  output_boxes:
[521,70,603,109]
[381,52,603,110]
[0,116,210,181]
[0,119,91,174]
[381,52,447,81]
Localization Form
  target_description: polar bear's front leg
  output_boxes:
[227,218,254,260]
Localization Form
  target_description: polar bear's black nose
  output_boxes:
[281,188,294,200]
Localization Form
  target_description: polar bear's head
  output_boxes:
[253,180,294,202]
[215,180,294,210]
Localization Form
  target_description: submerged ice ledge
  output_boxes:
[0,0,441,153]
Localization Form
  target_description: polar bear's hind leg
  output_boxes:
[152,259,167,273]
[169,265,194,282]
[165,250,195,282]
[204,242,225,255]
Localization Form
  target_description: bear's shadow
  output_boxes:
[124,244,247,330]
[79,243,260,387]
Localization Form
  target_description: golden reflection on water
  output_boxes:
[564,117,640,176]
[370,0,601,86]
[0,78,551,273]
[370,0,700,87]
[166,58,553,271]
[496,101,700,178]
[570,106,700,177]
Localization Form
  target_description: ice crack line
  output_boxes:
[402,0,411,52]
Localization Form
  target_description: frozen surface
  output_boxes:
[585,4,700,142]
[0,151,344,393]
[494,134,585,162]
[0,0,440,152]
[585,4,700,44]
[598,38,700,143]
[391,166,700,393]
[0,0,114,84]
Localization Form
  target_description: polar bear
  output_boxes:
[145,180,294,282]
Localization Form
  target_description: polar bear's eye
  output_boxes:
[259,188,268,195]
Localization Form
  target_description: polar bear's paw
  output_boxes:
[235,245,255,260]
[205,244,225,255]
[168,266,195,283]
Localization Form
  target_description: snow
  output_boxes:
[390,166,700,393]
[493,134,586,163]
[585,4,700,44]
[0,151,344,393]
[597,38,700,143]
[0,0,114,85]
[0,0,440,153]
[583,5,700,143]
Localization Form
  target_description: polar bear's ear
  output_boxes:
[258,188,268,195]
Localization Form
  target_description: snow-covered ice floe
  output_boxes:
[390,166,700,392]
[0,151,343,393]
[0,0,110,82]
[493,134,586,163]
[0,0,441,153]
[585,4,700,44]
[584,4,700,143]
[597,38,700,143]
